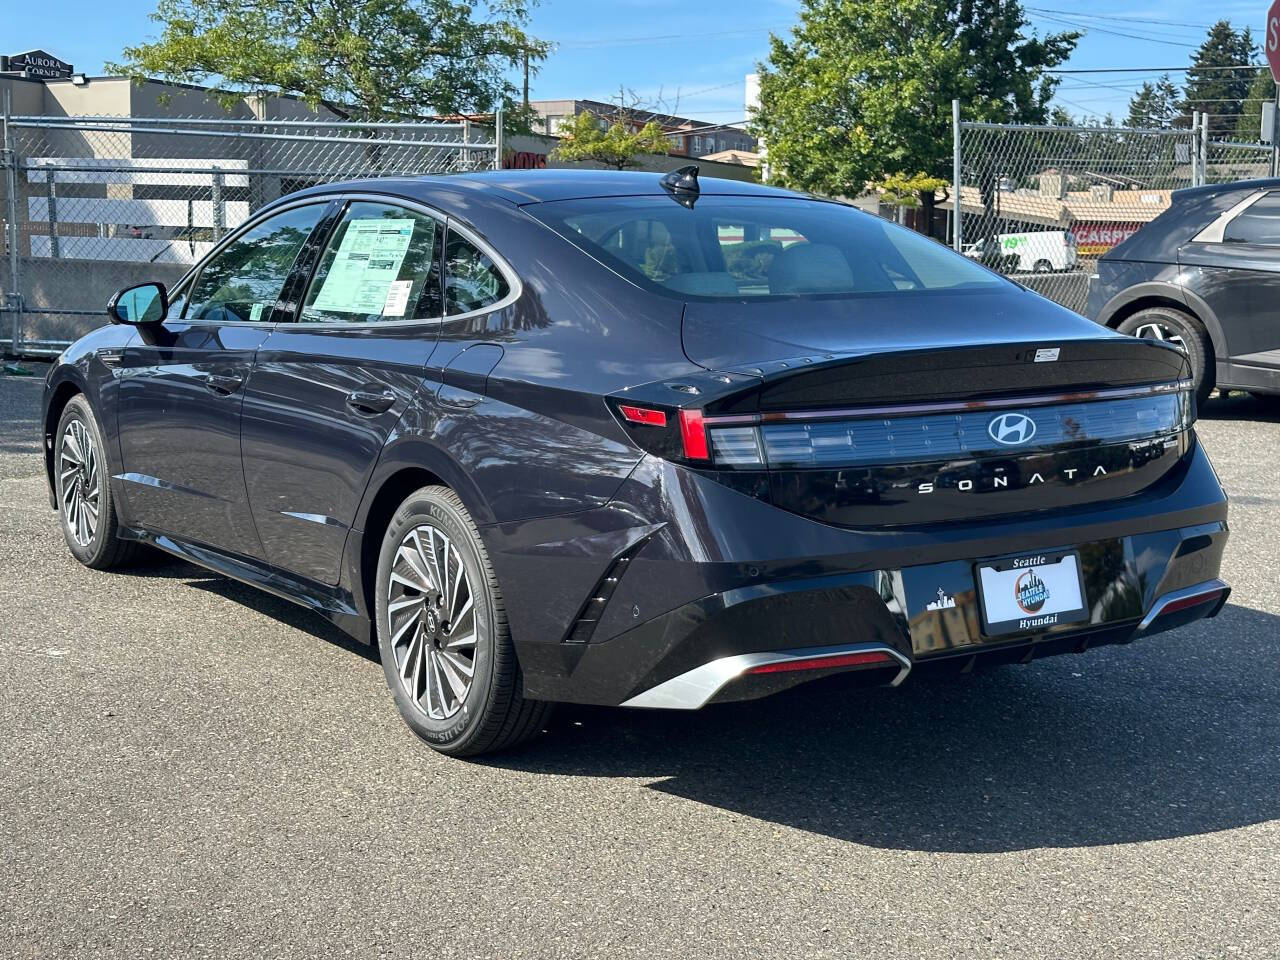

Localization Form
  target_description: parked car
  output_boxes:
[1087,178,1280,403]
[964,230,1078,273]
[43,168,1229,756]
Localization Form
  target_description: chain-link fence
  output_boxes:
[950,110,1279,314]
[1,111,501,356]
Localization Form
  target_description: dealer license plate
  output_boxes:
[975,549,1089,637]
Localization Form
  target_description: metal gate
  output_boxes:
[1,107,502,356]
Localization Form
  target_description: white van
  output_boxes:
[964,230,1078,273]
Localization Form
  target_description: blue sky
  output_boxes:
[6,0,1274,125]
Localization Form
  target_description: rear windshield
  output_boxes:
[528,195,1007,300]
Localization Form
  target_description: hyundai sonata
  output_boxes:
[43,167,1230,755]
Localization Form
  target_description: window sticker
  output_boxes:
[382,279,414,317]
[249,302,265,323]
[312,218,415,314]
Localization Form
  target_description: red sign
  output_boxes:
[1073,222,1141,255]
[1267,0,1280,83]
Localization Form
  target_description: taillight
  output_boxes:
[607,398,765,468]
[677,409,709,461]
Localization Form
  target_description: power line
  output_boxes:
[1027,8,1221,30]
[1047,65,1264,73]
[1031,12,1202,48]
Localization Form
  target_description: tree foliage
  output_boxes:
[1126,75,1180,129]
[751,0,1078,203]
[111,0,548,121]
[1179,20,1261,134]
[550,110,672,170]
[1234,69,1277,143]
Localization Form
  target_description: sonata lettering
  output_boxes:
[915,464,1112,495]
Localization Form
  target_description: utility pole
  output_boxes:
[522,49,529,109]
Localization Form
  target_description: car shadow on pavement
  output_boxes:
[492,602,1280,854]
[1202,392,1280,423]
[164,564,380,664]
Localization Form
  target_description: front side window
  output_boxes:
[300,202,443,324]
[444,231,510,315]
[530,196,1008,300]
[1224,192,1280,245]
[187,204,326,322]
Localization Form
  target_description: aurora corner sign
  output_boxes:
[0,50,74,80]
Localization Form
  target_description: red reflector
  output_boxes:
[1160,589,1224,616]
[678,408,710,460]
[618,404,667,427]
[746,650,895,676]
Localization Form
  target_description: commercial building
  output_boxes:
[527,99,756,159]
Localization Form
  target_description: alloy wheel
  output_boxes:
[386,524,478,720]
[1132,321,1186,350]
[58,418,100,548]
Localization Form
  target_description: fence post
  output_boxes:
[1187,113,1198,188]
[44,174,59,259]
[952,99,962,252]
[1199,112,1209,186]
[1272,82,1279,178]
[461,117,470,170]
[494,107,504,172]
[2,89,21,357]
[211,167,225,241]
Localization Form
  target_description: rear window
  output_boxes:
[528,195,1006,299]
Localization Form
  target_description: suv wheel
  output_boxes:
[54,395,142,569]
[1117,306,1214,405]
[374,485,551,756]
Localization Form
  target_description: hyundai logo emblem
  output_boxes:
[988,412,1037,445]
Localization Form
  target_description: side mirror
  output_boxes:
[107,282,168,325]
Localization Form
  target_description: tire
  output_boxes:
[1033,259,1053,273]
[54,394,143,569]
[1117,306,1214,406]
[374,485,551,757]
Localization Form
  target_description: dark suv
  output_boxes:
[1088,177,1280,403]
[43,169,1230,756]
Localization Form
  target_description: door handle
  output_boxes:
[203,372,244,395]
[346,387,397,415]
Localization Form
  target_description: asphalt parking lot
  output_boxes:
[1,368,1277,959]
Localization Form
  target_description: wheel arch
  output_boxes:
[42,376,87,510]
[1098,281,1226,360]
[351,437,496,638]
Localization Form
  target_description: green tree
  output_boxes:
[1180,20,1260,136]
[110,0,548,121]
[550,110,673,170]
[1234,69,1277,142]
[1127,75,1180,129]
[751,0,1077,233]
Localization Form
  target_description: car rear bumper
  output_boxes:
[495,437,1230,707]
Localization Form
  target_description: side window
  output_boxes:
[187,204,326,322]
[444,231,511,315]
[1224,192,1280,245]
[301,201,443,324]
